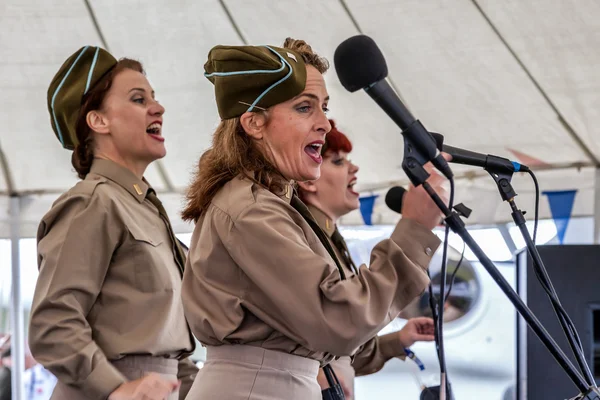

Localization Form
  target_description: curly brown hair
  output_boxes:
[72,59,144,179]
[181,38,329,222]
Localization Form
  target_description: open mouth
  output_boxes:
[347,179,359,196]
[146,122,161,135]
[146,122,164,142]
[304,142,323,164]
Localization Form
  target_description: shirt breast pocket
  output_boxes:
[125,222,175,293]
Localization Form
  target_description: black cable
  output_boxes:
[427,270,441,362]
[524,227,594,385]
[436,177,455,397]
[527,169,540,244]
[526,171,591,379]
[439,226,451,397]
[520,170,595,385]
[444,240,466,302]
[530,260,586,349]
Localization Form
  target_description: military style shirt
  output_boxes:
[307,205,412,376]
[29,159,195,399]
[182,175,440,365]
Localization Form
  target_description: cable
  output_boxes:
[525,234,594,384]
[527,171,592,381]
[521,170,595,385]
[436,177,455,399]
[444,240,466,302]
[527,169,540,244]
[408,359,426,391]
[427,270,441,363]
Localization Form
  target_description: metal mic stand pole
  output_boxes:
[484,166,598,394]
[401,137,590,396]
[570,389,600,399]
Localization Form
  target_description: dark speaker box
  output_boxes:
[516,245,600,399]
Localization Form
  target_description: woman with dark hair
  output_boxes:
[29,46,197,400]
[181,38,447,399]
[297,120,436,399]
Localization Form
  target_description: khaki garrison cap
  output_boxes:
[48,46,117,150]
[204,44,307,120]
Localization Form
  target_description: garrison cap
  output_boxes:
[48,46,117,150]
[204,45,307,119]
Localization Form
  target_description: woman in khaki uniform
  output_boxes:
[28,46,198,400]
[181,38,447,400]
[298,121,436,399]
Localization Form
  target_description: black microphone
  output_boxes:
[384,186,407,214]
[385,185,470,223]
[430,132,530,173]
[443,144,530,173]
[334,35,453,180]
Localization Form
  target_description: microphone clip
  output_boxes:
[486,166,517,202]
[401,121,453,187]
[402,135,433,188]
[453,203,472,219]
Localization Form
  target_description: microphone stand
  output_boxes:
[484,166,598,394]
[401,135,593,398]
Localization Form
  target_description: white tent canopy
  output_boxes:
[2,2,600,398]
[2,0,600,238]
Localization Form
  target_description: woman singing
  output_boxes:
[29,46,197,400]
[181,38,446,399]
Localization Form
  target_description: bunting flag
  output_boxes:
[506,148,551,168]
[359,195,378,226]
[542,190,577,244]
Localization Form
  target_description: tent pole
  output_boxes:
[9,195,24,400]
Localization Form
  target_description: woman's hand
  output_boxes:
[397,317,436,348]
[401,153,451,230]
[108,373,180,400]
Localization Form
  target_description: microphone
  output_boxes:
[430,132,530,173]
[385,185,471,222]
[384,186,407,214]
[443,144,530,173]
[334,35,453,180]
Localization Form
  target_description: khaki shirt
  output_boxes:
[29,159,195,399]
[182,175,440,365]
[307,205,410,377]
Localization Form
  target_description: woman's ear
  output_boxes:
[86,110,110,135]
[240,111,267,140]
[297,180,317,194]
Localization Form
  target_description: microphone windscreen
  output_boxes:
[384,186,407,214]
[334,35,388,93]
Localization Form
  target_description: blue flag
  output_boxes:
[542,190,577,244]
[359,195,378,226]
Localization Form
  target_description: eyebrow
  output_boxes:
[294,93,329,103]
[129,88,155,97]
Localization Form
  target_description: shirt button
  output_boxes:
[425,247,433,256]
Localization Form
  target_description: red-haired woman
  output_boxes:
[297,120,436,399]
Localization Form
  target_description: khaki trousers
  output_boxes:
[50,355,179,400]
[185,345,320,400]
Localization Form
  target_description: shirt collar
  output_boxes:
[306,204,336,237]
[241,171,295,205]
[89,158,151,203]
[278,181,295,204]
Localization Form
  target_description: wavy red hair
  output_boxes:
[322,119,352,155]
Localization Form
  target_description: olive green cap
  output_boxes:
[204,44,307,119]
[48,46,117,150]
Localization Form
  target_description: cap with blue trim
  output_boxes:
[47,46,117,150]
[204,44,307,119]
